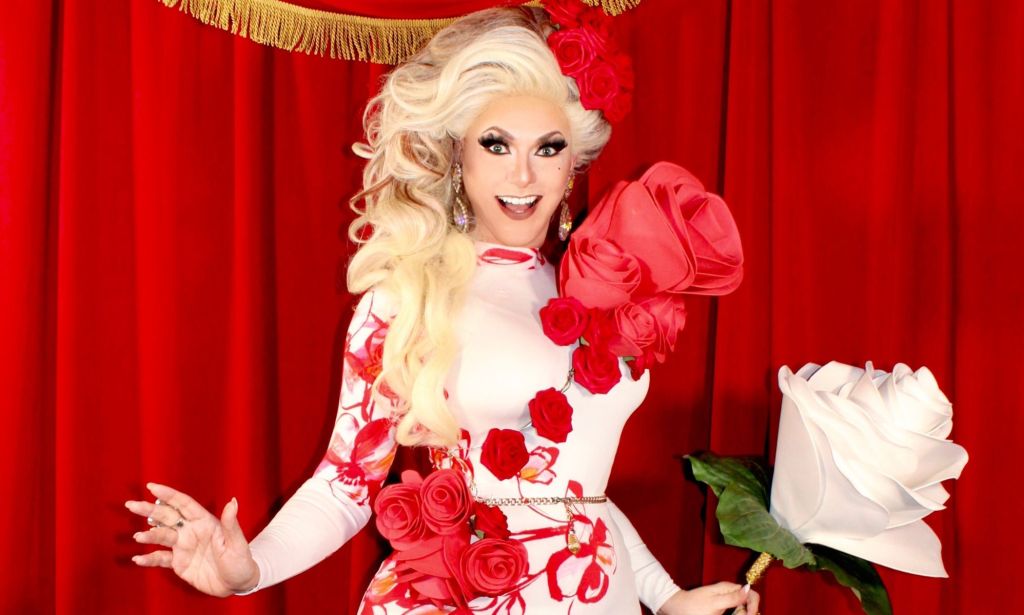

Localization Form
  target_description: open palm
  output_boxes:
[125,483,260,597]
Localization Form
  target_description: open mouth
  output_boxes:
[496,195,541,218]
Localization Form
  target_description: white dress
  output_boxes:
[245,241,681,614]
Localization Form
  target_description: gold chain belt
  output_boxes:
[473,495,607,507]
[473,495,607,554]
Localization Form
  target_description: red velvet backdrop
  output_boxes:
[2,0,1021,613]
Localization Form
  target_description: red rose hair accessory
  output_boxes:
[542,0,634,123]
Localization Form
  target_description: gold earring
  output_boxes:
[558,175,575,241]
[451,163,471,233]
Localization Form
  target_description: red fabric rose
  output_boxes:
[627,351,654,380]
[641,163,744,294]
[420,468,472,536]
[528,388,574,443]
[609,301,658,358]
[561,237,642,310]
[560,162,743,303]
[374,471,429,550]
[582,307,620,351]
[548,29,598,77]
[572,344,621,394]
[460,538,529,596]
[540,297,588,345]
[480,429,529,480]
[472,502,511,540]
[542,0,585,27]
[577,59,621,118]
[640,294,688,359]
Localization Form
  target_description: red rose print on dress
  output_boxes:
[545,516,616,604]
[519,446,560,485]
[318,416,397,505]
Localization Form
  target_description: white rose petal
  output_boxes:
[769,361,968,577]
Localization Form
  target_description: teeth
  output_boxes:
[497,196,539,207]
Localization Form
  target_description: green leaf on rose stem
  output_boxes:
[686,452,815,569]
[807,544,893,615]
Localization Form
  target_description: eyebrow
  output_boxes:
[481,126,567,143]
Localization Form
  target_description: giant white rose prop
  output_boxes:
[770,361,968,577]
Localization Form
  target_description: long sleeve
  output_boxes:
[241,290,399,592]
[607,499,682,613]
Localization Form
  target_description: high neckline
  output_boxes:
[473,240,546,270]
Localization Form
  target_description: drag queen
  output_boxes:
[127,4,759,614]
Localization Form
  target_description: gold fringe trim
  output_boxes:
[157,0,642,63]
[579,0,642,16]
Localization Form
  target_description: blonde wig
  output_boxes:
[347,7,612,447]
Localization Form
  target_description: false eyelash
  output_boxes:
[479,135,508,148]
[540,139,568,153]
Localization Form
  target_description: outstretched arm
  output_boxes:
[243,289,400,592]
[606,499,760,615]
[127,289,399,596]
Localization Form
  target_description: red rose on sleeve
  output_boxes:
[528,388,574,443]
[609,301,658,358]
[640,294,688,360]
[420,468,472,535]
[639,162,744,295]
[572,343,621,394]
[480,429,529,480]
[561,236,642,310]
[472,502,511,540]
[561,162,743,304]
[460,538,529,596]
[540,297,588,345]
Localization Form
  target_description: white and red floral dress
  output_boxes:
[245,241,681,614]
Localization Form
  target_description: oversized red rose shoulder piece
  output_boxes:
[556,161,743,372]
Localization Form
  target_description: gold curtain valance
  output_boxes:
[157,0,641,64]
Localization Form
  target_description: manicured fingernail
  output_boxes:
[742,583,750,593]
[131,556,140,563]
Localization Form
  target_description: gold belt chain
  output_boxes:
[473,495,607,554]
[473,495,607,507]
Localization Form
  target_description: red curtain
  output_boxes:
[2,0,1020,612]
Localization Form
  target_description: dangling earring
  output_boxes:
[558,175,576,241]
[451,162,472,233]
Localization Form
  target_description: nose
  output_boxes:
[509,151,536,188]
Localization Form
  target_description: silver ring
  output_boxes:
[146,515,157,527]
[174,518,185,529]
[155,498,163,507]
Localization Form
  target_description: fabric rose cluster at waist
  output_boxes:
[373,468,526,609]
[550,161,744,385]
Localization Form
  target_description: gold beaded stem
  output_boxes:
[745,552,775,585]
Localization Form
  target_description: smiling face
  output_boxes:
[459,94,576,248]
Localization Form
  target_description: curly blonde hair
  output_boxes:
[347,7,612,447]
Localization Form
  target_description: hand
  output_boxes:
[125,483,260,597]
[657,582,761,615]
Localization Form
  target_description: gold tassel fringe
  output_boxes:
[157,0,642,63]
